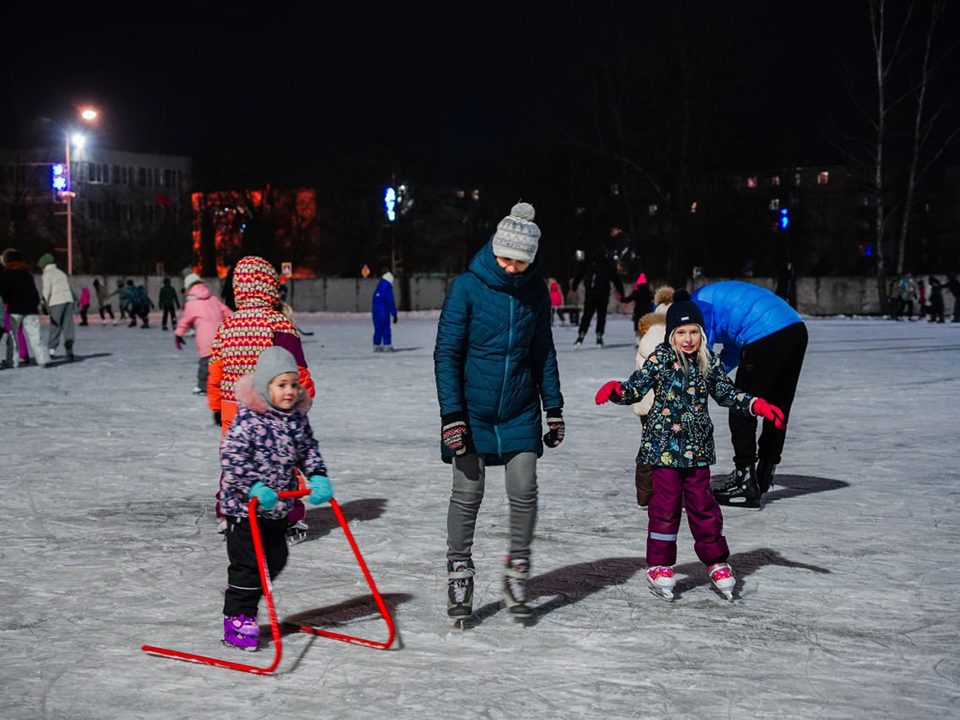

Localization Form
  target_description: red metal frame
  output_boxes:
[142,487,397,674]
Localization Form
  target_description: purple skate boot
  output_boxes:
[223,614,260,651]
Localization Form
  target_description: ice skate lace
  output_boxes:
[647,566,673,581]
[504,563,529,603]
[449,564,473,604]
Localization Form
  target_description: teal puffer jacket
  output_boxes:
[434,242,563,464]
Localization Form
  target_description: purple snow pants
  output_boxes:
[646,467,729,567]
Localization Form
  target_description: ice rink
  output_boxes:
[1,312,958,719]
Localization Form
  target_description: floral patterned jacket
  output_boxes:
[219,374,327,519]
[614,344,755,468]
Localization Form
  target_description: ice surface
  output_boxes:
[1,314,959,719]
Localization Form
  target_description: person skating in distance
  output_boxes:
[434,201,564,623]
[595,295,784,601]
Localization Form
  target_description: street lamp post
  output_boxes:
[65,131,73,275]
[64,108,97,275]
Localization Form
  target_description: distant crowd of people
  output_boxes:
[889,273,960,323]
[0,248,216,369]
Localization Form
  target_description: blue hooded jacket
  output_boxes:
[434,241,563,464]
[692,281,803,371]
[372,276,397,317]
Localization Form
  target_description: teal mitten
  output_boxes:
[307,475,333,505]
[248,481,278,511]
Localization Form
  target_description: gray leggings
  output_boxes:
[446,452,538,563]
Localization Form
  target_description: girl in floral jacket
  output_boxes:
[218,346,333,651]
[595,291,784,601]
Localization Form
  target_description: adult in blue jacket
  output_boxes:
[371,271,398,351]
[434,202,564,622]
[691,281,807,507]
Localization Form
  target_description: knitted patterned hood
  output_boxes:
[233,256,279,309]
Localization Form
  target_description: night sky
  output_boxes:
[4,5,959,186]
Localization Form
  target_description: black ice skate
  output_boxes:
[756,460,777,495]
[713,464,760,509]
[447,559,475,620]
[573,332,586,349]
[596,333,604,348]
[502,557,532,619]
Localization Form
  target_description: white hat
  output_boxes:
[492,202,540,263]
[183,273,202,290]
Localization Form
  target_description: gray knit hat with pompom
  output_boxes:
[491,202,541,263]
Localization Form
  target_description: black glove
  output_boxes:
[543,409,565,448]
[174,335,185,350]
[393,315,398,324]
[441,412,469,456]
[213,411,222,427]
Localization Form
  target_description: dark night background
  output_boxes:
[3,3,959,285]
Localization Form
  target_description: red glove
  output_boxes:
[753,398,785,429]
[595,381,623,405]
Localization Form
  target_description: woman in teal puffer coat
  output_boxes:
[434,202,564,623]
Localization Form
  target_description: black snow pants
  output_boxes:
[223,516,289,618]
[730,322,808,467]
[578,293,609,337]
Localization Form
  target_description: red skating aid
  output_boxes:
[141,483,398,674]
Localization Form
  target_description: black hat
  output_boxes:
[665,289,705,338]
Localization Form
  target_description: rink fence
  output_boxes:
[44,274,958,317]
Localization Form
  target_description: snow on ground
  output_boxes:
[1,313,959,719]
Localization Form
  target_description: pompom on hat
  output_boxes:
[491,202,541,263]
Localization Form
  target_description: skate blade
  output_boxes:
[221,639,258,652]
[647,585,674,601]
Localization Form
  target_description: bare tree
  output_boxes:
[896,0,960,275]
[867,0,914,311]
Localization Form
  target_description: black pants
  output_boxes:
[79,306,89,325]
[223,515,289,617]
[730,323,808,466]
[578,294,608,337]
[162,307,177,327]
[99,304,115,320]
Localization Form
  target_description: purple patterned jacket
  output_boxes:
[219,374,327,519]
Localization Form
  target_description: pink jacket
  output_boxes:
[174,283,233,357]
[79,287,91,307]
[549,282,564,308]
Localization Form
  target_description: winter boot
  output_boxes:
[502,557,532,618]
[223,614,260,651]
[65,340,75,362]
[646,565,676,600]
[447,559,475,618]
[708,562,736,600]
[573,332,585,348]
[713,463,760,509]
[756,459,777,495]
[596,332,604,348]
[373,345,383,353]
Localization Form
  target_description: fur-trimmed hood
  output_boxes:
[638,311,665,339]
[234,373,312,414]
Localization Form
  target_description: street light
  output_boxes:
[63,108,98,275]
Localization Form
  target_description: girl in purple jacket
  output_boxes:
[219,346,334,651]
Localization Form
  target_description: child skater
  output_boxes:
[595,291,785,601]
[218,346,334,651]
